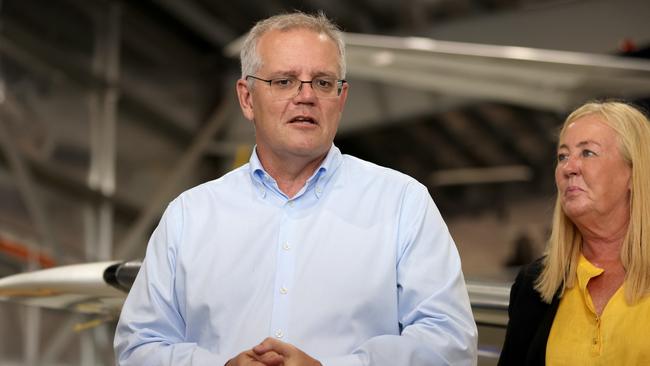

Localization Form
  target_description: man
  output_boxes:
[114,12,477,366]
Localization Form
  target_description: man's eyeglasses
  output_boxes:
[246,75,347,100]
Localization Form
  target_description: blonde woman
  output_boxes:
[499,101,650,365]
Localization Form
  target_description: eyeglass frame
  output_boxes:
[245,75,347,99]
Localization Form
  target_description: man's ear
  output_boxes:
[236,79,255,121]
[337,82,349,114]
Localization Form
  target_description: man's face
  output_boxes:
[237,28,348,164]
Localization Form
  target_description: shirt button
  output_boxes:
[275,329,283,338]
[282,242,291,251]
[316,186,322,194]
[288,201,294,207]
[280,286,288,294]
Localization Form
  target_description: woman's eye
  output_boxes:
[557,153,567,162]
[582,149,596,157]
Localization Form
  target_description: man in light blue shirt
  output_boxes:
[114,11,477,366]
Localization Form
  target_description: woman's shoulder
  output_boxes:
[519,257,545,280]
[510,257,554,307]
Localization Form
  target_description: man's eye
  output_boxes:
[314,78,334,89]
[272,78,295,88]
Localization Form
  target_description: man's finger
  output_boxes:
[253,337,290,356]
[251,349,284,366]
[226,350,269,366]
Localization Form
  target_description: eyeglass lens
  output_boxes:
[269,78,341,99]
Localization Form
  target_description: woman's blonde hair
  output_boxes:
[536,100,650,304]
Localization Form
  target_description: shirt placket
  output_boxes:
[582,275,603,357]
[592,315,602,355]
[269,199,297,342]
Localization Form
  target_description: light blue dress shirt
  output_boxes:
[114,145,477,366]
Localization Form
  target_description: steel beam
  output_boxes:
[117,96,236,259]
[0,113,58,265]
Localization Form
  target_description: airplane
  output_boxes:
[0,261,137,317]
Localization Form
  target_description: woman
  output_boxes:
[499,101,650,365]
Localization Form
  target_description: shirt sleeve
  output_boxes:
[113,198,230,366]
[321,181,478,366]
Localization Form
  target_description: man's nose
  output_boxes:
[293,81,317,101]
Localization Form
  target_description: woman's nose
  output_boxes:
[560,155,580,177]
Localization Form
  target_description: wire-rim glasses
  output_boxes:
[246,75,347,100]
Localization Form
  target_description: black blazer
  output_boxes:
[498,258,561,366]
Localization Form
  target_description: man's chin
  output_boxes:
[287,142,330,157]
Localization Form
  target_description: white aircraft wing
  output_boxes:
[0,261,139,315]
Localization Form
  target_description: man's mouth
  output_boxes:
[289,116,317,124]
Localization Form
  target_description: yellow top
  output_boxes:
[546,255,650,365]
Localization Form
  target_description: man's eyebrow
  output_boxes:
[313,71,338,77]
[267,70,338,78]
[267,70,299,77]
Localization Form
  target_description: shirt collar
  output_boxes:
[577,254,605,292]
[310,144,342,195]
[248,145,343,200]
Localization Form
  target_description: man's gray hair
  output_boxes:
[240,11,346,80]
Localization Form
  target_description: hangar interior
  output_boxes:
[0,0,649,365]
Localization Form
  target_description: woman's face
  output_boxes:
[555,114,631,223]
